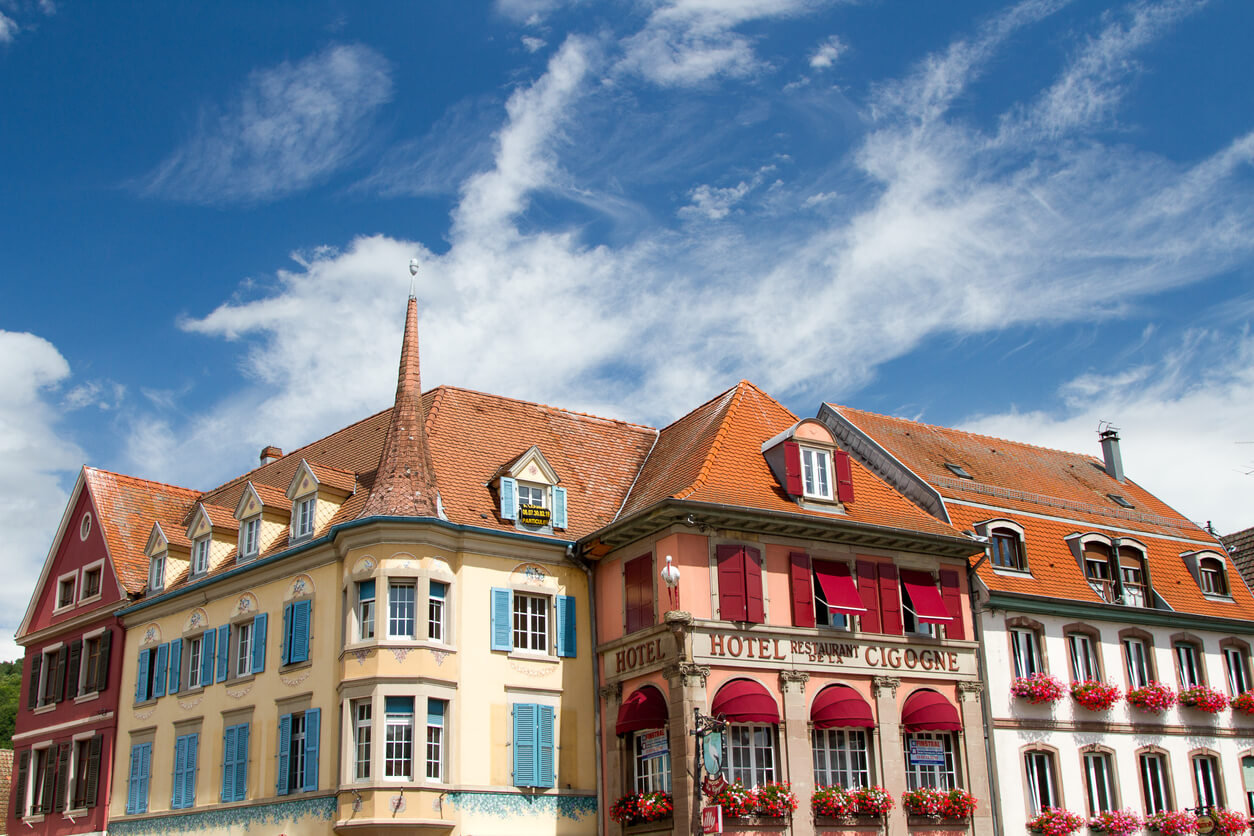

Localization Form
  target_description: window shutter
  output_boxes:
[290,602,311,664]
[215,625,229,683]
[500,477,517,521]
[96,629,112,692]
[783,441,803,495]
[168,639,182,694]
[281,603,293,665]
[744,547,765,624]
[855,560,880,632]
[52,743,70,812]
[135,648,150,702]
[624,555,653,634]
[512,703,537,786]
[252,613,267,673]
[556,595,577,658]
[303,708,320,792]
[40,747,56,813]
[27,653,41,710]
[491,588,512,651]
[789,552,815,628]
[84,735,102,808]
[14,750,28,817]
[184,734,198,807]
[126,745,141,814]
[552,486,567,529]
[939,570,965,640]
[66,640,83,700]
[139,743,151,813]
[152,643,168,698]
[172,736,187,808]
[537,704,555,788]
[834,449,855,503]
[53,645,68,703]
[878,563,903,636]
[221,726,236,802]
[276,714,292,796]
[234,724,249,802]
[716,545,747,621]
[201,629,216,686]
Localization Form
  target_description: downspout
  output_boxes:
[968,544,1002,836]
[570,545,605,836]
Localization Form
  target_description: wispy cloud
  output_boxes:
[0,12,17,43]
[142,44,393,205]
[809,34,845,69]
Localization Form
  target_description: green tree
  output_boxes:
[0,659,24,748]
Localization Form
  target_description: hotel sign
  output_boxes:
[694,630,973,676]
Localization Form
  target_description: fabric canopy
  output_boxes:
[616,686,668,736]
[711,679,780,724]
[901,689,962,732]
[900,569,953,624]
[815,560,867,613]
[811,685,874,729]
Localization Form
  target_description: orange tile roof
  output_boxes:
[246,481,290,510]
[200,503,239,531]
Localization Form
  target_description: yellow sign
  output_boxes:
[519,504,551,526]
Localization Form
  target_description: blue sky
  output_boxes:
[3,0,1253,658]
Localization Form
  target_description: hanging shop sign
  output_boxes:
[702,806,723,835]
[703,731,724,775]
[908,738,947,766]
[518,504,551,526]
[639,729,668,760]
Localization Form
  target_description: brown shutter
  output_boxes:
[84,736,102,808]
[624,555,653,634]
[14,750,29,818]
[26,653,41,710]
[789,552,815,627]
[878,564,903,636]
[40,749,56,813]
[52,743,70,812]
[744,547,765,624]
[53,646,68,703]
[783,441,803,495]
[939,570,965,640]
[834,450,855,503]
[66,640,83,701]
[716,545,747,621]
[856,561,880,633]
[95,630,112,692]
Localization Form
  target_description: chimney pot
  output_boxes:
[260,445,283,466]
[1099,428,1124,482]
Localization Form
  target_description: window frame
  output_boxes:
[1066,628,1103,682]
[1120,631,1157,689]
[293,495,315,540]
[352,699,372,782]
[1199,558,1229,596]
[1010,626,1044,678]
[812,727,870,789]
[240,517,260,560]
[425,698,446,782]
[990,528,1027,572]
[186,635,204,690]
[512,592,549,653]
[235,620,254,679]
[191,536,211,577]
[799,445,834,500]
[428,581,447,643]
[1192,752,1225,809]
[633,729,672,793]
[384,697,415,781]
[55,571,78,611]
[358,581,376,641]
[901,579,939,638]
[148,553,166,592]
[1173,638,1205,689]
[1023,748,1061,816]
[726,723,777,788]
[388,580,417,640]
[1224,642,1252,696]
[904,731,958,791]
[1083,749,1119,814]
[1138,749,1173,815]
[79,561,104,603]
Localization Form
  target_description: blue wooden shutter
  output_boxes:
[172,736,187,808]
[126,744,142,813]
[276,714,292,795]
[152,643,168,698]
[201,629,216,686]
[290,601,311,663]
[215,625,229,683]
[555,595,576,657]
[140,743,151,812]
[234,724,249,801]
[491,588,512,651]
[251,613,267,674]
[500,477,517,521]
[281,603,293,665]
[221,725,236,802]
[303,708,320,792]
[512,703,536,786]
[135,649,150,702]
[537,704,555,788]
[168,639,182,694]
[552,486,567,529]
[184,733,198,807]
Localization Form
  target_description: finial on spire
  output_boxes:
[408,258,419,300]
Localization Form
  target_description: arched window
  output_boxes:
[1199,557,1229,596]
[990,527,1027,571]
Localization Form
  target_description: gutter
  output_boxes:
[967,543,1001,836]
[567,545,605,836]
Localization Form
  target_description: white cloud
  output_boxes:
[142,44,393,204]
[0,11,17,42]
[523,36,547,53]
[0,332,85,661]
[961,330,1254,534]
[809,34,845,69]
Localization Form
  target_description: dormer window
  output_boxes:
[294,496,315,539]
[1083,545,1115,603]
[1119,549,1148,607]
[761,420,854,505]
[241,517,260,559]
[801,447,833,500]
[192,537,210,576]
[990,529,1026,571]
[149,554,166,592]
[1199,557,1228,596]
[495,447,568,531]
[518,483,547,513]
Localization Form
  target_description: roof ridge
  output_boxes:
[677,382,748,501]
[85,466,202,497]
[437,384,655,431]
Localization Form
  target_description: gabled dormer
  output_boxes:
[184,503,238,579]
[285,459,355,543]
[1065,533,1156,608]
[1181,549,1234,600]
[144,522,189,593]
[493,446,567,532]
[761,418,854,508]
[233,481,290,562]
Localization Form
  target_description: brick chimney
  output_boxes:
[260,445,283,466]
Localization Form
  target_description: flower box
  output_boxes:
[1126,682,1176,713]
[1088,809,1143,836]
[851,786,894,816]
[1230,692,1254,715]
[1209,807,1250,836]
[610,791,674,826]
[901,788,977,820]
[1027,807,1087,836]
[1012,673,1067,705]
[1177,685,1228,714]
[716,782,797,819]
[1071,680,1121,711]
[1146,811,1198,835]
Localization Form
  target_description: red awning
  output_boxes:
[900,569,953,624]
[815,560,867,613]
[811,685,874,729]
[901,689,962,732]
[711,679,780,724]
[616,686,668,736]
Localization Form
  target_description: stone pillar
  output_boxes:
[873,676,905,836]
[666,662,710,836]
[780,671,814,836]
[957,681,993,836]
[601,682,624,836]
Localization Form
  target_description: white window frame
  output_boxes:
[68,731,94,812]
[512,592,548,653]
[1200,559,1227,596]
[1084,751,1117,814]
[388,580,417,640]
[990,529,1027,571]
[1124,638,1152,688]
[192,537,210,576]
[1225,646,1251,696]
[634,730,672,793]
[1193,755,1223,808]
[55,570,79,611]
[516,482,547,511]
[1068,632,1100,682]
[1140,752,1170,815]
[800,446,833,500]
[1010,628,1042,678]
[384,699,414,781]
[1025,750,1058,815]
[353,699,371,782]
[78,629,106,696]
[294,496,315,539]
[235,621,253,679]
[812,728,870,789]
[148,553,166,592]
[428,582,447,643]
[358,583,376,641]
[288,712,307,790]
[727,723,776,787]
[904,732,957,790]
[1175,642,1202,689]
[425,699,446,782]
[79,561,104,603]
[241,517,260,559]
[186,636,203,689]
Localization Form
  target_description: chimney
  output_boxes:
[260,445,283,466]
[1099,428,1124,482]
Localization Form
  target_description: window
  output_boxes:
[1085,549,1115,603]
[133,643,170,703]
[513,593,548,652]
[1225,646,1252,696]
[171,733,199,809]
[991,529,1026,571]
[624,554,654,634]
[81,567,102,600]
[35,646,66,707]
[70,736,102,809]
[58,575,76,608]
[148,554,165,591]
[192,537,210,576]
[125,742,152,814]
[904,733,957,790]
[277,708,320,795]
[79,631,110,695]
[353,700,372,781]
[1175,642,1203,689]
[715,545,765,624]
[389,581,416,639]
[800,446,833,499]
[281,600,310,665]
[21,743,69,816]
[1068,632,1101,681]
[357,581,376,640]
[726,724,776,787]
[499,476,568,528]
[1084,751,1117,814]
[384,697,414,780]
[1108,494,1135,509]
[490,589,576,657]
[294,496,315,539]
[1124,637,1152,688]
[235,621,254,678]
[221,723,249,802]
[945,463,973,479]
[230,615,266,678]
[1024,750,1059,815]
[1140,752,1171,815]
[187,636,203,689]
[634,731,672,793]
[1010,628,1042,677]
[1242,755,1254,816]
[812,729,870,789]
[1193,755,1224,808]
[813,562,850,630]
[241,517,259,558]
[901,580,939,638]
[428,582,447,643]
[517,483,546,510]
[512,703,556,788]
[28,746,53,815]
[426,698,446,781]
[1119,550,1148,607]
[1200,558,1228,596]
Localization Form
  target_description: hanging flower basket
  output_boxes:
[1146,811,1198,836]
[1012,673,1068,705]
[1072,680,1122,711]
[812,786,856,818]
[1089,809,1143,836]
[609,792,673,825]
[1230,692,1254,715]
[850,786,894,816]
[901,787,977,819]
[1028,808,1087,836]
[1126,682,1176,713]
[1211,808,1250,836]
[1178,685,1228,714]
[753,782,798,817]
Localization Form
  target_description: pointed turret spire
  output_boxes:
[360,268,441,519]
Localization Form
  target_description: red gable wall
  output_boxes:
[26,490,124,635]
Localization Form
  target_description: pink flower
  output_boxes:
[1127,682,1177,713]
[1011,673,1067,704]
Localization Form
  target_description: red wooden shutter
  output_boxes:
[783,442,803,495]
[624,555,653,633]
[834,450,855,503]
[878,563,903,636]
[789,552,814,628]
[716,545,747,621]
[939,569,965,640]
[856,560,880,633]
[744,547,765,624]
